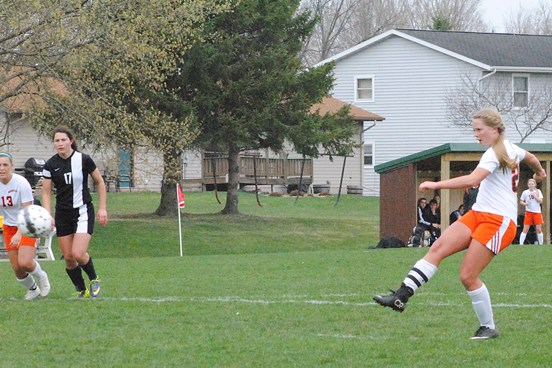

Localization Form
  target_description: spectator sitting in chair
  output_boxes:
[432,194,441,214]
[410,198,429,247]
[450,204,465,225]
[417,197,428,223]
[423,199,441,245]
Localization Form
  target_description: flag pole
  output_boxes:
[177,183,183,257]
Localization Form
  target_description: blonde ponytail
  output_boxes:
[472,108,517,171]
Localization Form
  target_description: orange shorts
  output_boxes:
[524,211,543,226]
[458,210,516,255]
[2,225,38,252]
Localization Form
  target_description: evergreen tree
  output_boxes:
[179,0,358,214]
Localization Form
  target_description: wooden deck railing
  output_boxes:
[201,156,312,185]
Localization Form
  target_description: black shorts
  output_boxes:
[55,203,95,237]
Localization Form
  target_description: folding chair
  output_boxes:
[36,234,55,261]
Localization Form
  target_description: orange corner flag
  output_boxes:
[177,183,185,208]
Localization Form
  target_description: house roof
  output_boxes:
[310,96,384,121]
[317,29,552,72]
[398,29,552,69]
[1,68,66,113]
[375,142,552,174]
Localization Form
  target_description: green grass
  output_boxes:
[93,191,380,258]
[0,192,551,367]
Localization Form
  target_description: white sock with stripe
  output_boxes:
[467,283,495,329]
[402,259,438,293]
[17,274,37,290]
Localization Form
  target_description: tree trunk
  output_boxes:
[155,151,182,216]
[221,146,240,214]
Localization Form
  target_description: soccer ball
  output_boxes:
[17,205,54,238]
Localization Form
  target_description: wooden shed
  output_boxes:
[375,143,552,245]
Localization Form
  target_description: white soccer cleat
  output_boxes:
[25,287,41,300]
[37,272,51,297]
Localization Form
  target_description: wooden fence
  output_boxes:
[200,156,313,186]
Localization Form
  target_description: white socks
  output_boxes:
[17,274,37,290]
[29,261,46,279]
[467,283,495,329]
[403,259,438,293]
[521,232,545,245]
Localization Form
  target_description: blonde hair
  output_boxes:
[472,108,517,171]
[528,178,536,186]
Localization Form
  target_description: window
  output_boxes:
[513,75,528,108]
[355,76,374,102]
[363,142,374,166]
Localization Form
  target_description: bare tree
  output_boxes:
[343,0,411,44]
[300,0,362,66]
[504,0,552,35]
[407,0,487,31]
[446,73,552,143]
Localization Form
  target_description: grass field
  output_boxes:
[0,192,550,367]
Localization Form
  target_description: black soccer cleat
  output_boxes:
[470,326,499,340]
[373,284,413,313]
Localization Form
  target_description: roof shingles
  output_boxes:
[398,29,552,68]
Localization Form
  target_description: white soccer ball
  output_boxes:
[17,205,54,238]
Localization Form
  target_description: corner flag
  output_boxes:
[177,183,185,256]
[177,183,185,208]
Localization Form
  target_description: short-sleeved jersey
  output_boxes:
[0,173,34,225]
[43,151,97,210]
[472,140,526,223]
[520,188,543,213]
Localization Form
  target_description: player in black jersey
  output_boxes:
[42,126,108,298]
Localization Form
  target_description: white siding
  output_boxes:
[5,119,55,168]
[279,134,364,194]
[311,128,363,194]
[131,147,164,191]
[182,150,203,180]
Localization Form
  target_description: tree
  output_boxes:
[9,0,229,216]
[299,0,362,67]
[179,0,359,214]
[432,15,453,31]
[407,0,487,32]
[503,0,552,34]
[300,0,412,66]
[1,1,101,147]
[445,73,552,142]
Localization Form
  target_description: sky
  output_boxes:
[479,0,541,32]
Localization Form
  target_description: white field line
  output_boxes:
[1,295,550,308]
[102,296,552,309]
[316,333,386,340]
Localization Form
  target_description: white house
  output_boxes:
[316,29,552,196]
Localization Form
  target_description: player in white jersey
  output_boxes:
[0,152,51,300]
[373,108,546,340]
[519,178,544,245]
